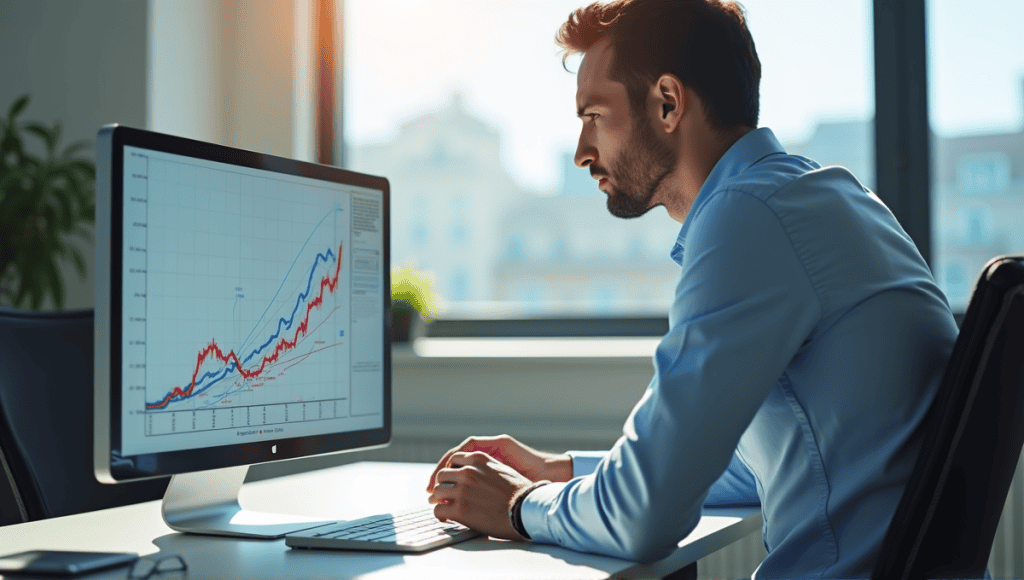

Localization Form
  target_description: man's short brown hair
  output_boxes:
[556,0,761,129]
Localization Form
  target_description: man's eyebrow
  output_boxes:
[576,96,609,118]
[576,102,599,117]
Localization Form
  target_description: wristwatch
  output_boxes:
[509,480,551,540]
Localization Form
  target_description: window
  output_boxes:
[957,205,996,245]
[928,0,1024,313]
[957,153,1012,196]
[343,0,874,318]
[938,258,972,308]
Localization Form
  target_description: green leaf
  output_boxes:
[69,246,87,278]
[0,285,14,306]
[67,158,95,176]
[44,198,71,233]
[21,152,42,172]
[72,225,93,241]
[0,127,24,165]
[61,140,91,159]
[17,252,44,309]
[0,172,21,196]
[13,263,32,308]
[7,95,29,121]
[24,122,53,149]
[44,257,65,309]
[47,123,61,155]
[55,165,89,201]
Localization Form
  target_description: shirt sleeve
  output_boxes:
[520,190,820,562]
[705,450,760,506]
[571,448,759,507]
[568,450,607,478]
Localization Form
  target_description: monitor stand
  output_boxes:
[161,465,333,538]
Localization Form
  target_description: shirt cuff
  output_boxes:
[567,450,607,478]
[519,479,566,544]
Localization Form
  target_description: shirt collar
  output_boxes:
[670,127,786,265]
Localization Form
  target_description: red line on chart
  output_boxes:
[147,243,343,410]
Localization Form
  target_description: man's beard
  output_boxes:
[600,113,676,219]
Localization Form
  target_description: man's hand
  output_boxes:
[426,434,571,493]
[428,451,534,541]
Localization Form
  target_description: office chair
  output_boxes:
[872,256,1024,579]
[0,308,167,526]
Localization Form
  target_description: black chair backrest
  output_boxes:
[873,256,1024,579]
[0,308,167,525]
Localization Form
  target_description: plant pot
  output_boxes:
[392,310,417,342]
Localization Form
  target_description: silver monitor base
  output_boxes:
[161,465,332,538]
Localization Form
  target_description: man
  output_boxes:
[426,0,958,577]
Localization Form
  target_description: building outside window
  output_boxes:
[957,153,1012,196]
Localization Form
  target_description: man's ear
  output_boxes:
[651,74,684,131]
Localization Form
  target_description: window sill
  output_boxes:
[388,338,656,439]
[393,337,659,361]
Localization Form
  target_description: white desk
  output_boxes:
[0,462,761,580]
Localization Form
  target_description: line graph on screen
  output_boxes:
[146,241,343,410]
[143,202,350,417]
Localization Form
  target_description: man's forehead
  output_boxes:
[575,38,618,107]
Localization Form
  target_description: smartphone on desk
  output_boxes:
[0,550,139,577]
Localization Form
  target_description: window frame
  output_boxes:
[873,0,932,268]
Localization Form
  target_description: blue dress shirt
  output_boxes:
[520,128,958,578]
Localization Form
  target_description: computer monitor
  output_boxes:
[94,125,391,538]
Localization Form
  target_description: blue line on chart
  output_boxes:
[237,207,343,354]
[145,207,343,409]
[146,240,333,408]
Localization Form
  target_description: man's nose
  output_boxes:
[574,134,596,168]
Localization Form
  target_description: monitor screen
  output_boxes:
[95,125,391,484]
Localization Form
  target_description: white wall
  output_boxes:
[147,0,226,145]
[221,0,297,157]
[0,0,149,310]
[148,0,305,158]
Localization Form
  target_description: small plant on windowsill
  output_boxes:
[0,95,96,310]
[390,263,440,342]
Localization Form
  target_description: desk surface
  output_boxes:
[0,462,761,580]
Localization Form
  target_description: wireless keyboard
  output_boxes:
[285,506,480,552]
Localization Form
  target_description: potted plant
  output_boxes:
[0,95,96,310]
[390,263,440,342]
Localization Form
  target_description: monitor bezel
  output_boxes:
[95,124,392,483]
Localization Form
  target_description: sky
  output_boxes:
[343,0,1024,193]
[927,0,1024,137]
